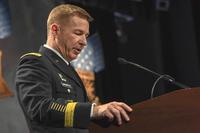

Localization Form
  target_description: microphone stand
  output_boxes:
[118,57,190,98]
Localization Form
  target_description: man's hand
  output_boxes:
[92,101,133,126]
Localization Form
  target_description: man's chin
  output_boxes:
[69,55,78,61]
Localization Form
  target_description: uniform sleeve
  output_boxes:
[15,55,92,128]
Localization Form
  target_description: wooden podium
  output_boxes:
[89,88,200,133]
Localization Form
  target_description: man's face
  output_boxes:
[57,15,89,61]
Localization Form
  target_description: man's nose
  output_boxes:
[80,35,87,46]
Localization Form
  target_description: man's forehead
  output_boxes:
[69,15,89,24]
[65,16,89,30]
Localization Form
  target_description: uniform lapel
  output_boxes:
[39,46,83,88]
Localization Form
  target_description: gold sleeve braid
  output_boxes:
[50,102,66,112]
[65,102,78,127]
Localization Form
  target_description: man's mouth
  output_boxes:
[73,48,81,54]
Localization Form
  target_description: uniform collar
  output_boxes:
[43,44,70,66]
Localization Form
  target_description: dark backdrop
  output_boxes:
[86,0,200,104]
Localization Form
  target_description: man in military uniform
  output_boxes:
[15,4,132,133]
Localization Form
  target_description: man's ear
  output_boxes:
[51,24,60,35]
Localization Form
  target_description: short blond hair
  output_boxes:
[47,4,93,34]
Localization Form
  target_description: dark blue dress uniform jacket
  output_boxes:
[15,46,92,133]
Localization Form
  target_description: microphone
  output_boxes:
[118,57,161,77]
[118,57,190,98]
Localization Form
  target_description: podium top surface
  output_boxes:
[89,87,200,133]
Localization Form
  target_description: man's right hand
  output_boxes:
[92,101,133,126]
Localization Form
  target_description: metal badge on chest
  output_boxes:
[58,73,72,93]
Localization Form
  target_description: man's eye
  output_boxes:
[75,32,82,35]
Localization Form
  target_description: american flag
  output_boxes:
[0,0,11,39]
[71,32,104,104]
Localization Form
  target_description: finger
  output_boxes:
[113,105,130,122]
[103,110,114,122]
[115,102,133,112]
[108,105,122,125]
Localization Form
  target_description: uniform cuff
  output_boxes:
[90,103,96,118]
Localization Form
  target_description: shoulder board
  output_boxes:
[20,52,42,59]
